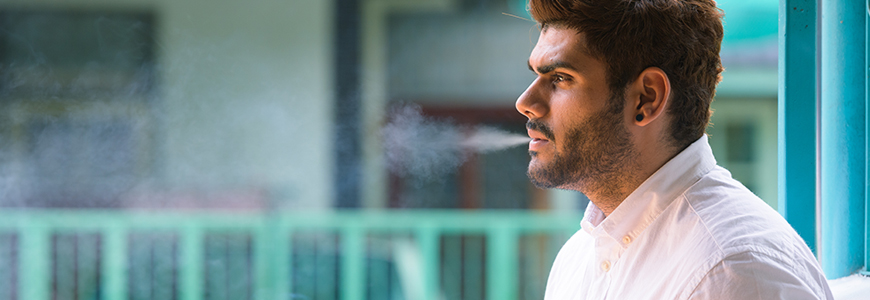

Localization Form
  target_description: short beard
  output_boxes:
[526,94,635,195]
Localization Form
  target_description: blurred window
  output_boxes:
[0,10,155,207]
[707,98,778,205]
[0,10,155,97]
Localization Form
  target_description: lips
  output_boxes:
[527,129,550,152]
[526,120,554,153]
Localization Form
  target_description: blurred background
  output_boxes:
[0,0,777,299]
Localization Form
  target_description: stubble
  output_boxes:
[526,95,636,199]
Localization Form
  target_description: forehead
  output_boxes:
[529,26,593,68]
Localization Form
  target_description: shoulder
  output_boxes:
[682,166,798,251]
[677,166,832,299]
[686,249,832,299]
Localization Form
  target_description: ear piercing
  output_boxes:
[636,114,644,122]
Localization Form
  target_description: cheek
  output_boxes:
[552,119,582,150]
[551,93,598,121]
[548,93,600,138]
[552,109,585,133]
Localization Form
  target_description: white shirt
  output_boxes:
[544,135,833,300]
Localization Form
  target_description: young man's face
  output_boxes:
[516,26,634,190]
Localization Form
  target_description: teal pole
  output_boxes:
[417,225,440,300]
[820,0,866,279]
[487,225,518,300]
[181,225,204,300]
[19,225,50,300]
[778,0,818,253]
[101,224,128,300]
[340,227,364,300]
[864,0,870,276]
[254,218,280,300]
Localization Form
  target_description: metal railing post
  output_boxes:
[487,224,518,300]
[19,223,50,300]
[254,216,282,300]
[864,0,870,276]
[417,225,440,300]
[341,225,365,300]
[276,224,292,299]
[101,223,128,300]
[180,224,204,300]
[778,0,818,253]
[820,0,867,279]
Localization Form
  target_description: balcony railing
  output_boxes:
[0,210,581,300]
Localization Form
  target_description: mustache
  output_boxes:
[526,120,555,141]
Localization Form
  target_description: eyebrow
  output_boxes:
[528,60,579,75]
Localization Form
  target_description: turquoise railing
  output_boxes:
[0,210,580,300]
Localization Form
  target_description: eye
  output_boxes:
[552,73,571,84]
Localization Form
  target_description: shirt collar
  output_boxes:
[580,135,717,246]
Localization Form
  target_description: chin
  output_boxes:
[527,158,546,174]
[526,164,556,189]
[527,174,559,189]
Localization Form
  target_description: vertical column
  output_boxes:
[865,0,870,276]
[275,225,292,299]
[180,224,204,300]
[820,0,867,279]
[778,0,818,253]
[19,225,50,300]
[254,217,284,300]
[340,227,364,300]
[334,0,363,208]
[417,225,440,300]
[486,225,518,300]
[252,217,291,299]
[101,224,128,300]
[254,223,271,300]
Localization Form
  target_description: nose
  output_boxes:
[516,78,549,119]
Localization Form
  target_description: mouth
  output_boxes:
[526,120,554,153]
[527,129,550,152]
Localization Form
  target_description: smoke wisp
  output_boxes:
[381,105,530,180]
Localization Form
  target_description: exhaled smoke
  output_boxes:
[381,104,530,179]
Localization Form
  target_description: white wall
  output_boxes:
[158,0,333,209]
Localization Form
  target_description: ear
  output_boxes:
[629,67,671,126]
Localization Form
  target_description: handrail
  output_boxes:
[0,209,581,300]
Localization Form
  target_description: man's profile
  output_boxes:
[516,0,833,299]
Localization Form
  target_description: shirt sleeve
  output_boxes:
[687,251,833,300]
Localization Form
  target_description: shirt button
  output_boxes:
[601,260,611,272]
[622,236,631,245]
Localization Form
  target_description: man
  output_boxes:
[515,0,833,299]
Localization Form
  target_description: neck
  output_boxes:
[578,163,643,216]
[581,140,683,217]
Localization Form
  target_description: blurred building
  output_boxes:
[0,0,777,211]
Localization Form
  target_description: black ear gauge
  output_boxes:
[636,114,644,122]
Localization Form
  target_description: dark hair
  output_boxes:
[529,0,724,148]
